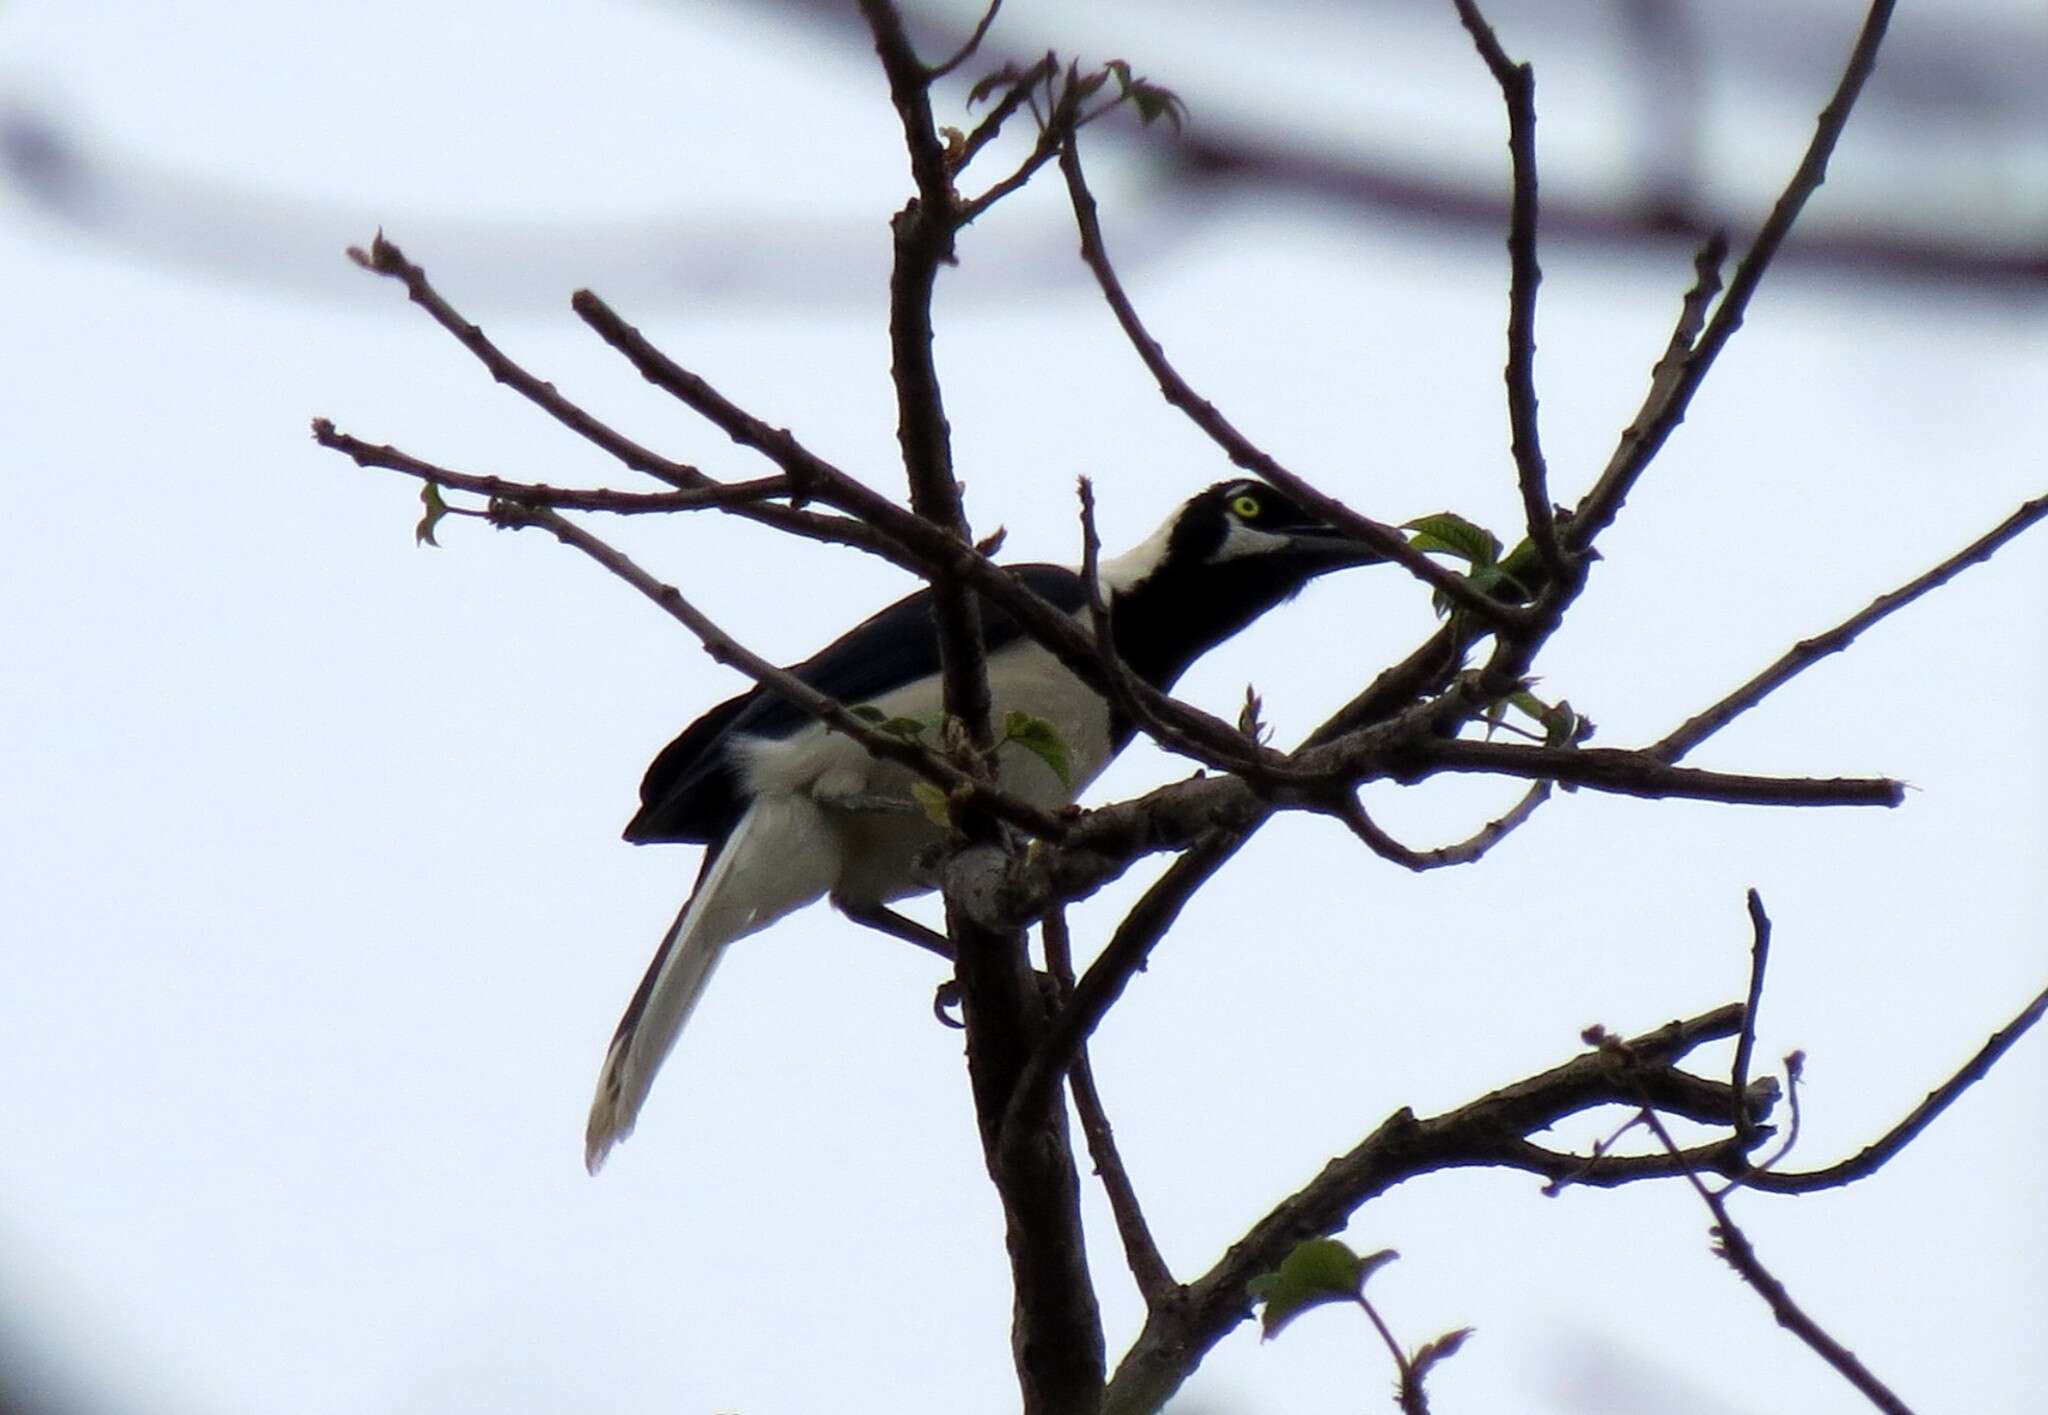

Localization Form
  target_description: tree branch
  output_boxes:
[1731,889,1772,1141]
[1569,0,1897,551]
[310,420,788,514]
[1634,1105,1917,1415]
[572,285,1275,776]
[1003,829,1254,1156]
[861,11,1104,1411]
[1747,981,2048,1195]
[1044,909,1177,1306]
[1652,487,2048,761]
[928,0,1003,81]
[1327,783,1550,871]
[1055,136,1528,633]
[487,500,1068,841]
[1102,1005,1769,1415]
[1389,737,1902,808]
[1451,0,1563,584]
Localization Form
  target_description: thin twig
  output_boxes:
[1570,0,1897,549]
[345,234,706,491]
[1101,1005,1760,1415]
[1731,889,1772,1141]
[1353,1293,1428,1415]
[1304,622,1473,748]
[1748,982,2048,1194]
[862,11,1106,1412]
[572,286,1270,775]
[1632,1104,1916,1415]
[928,0,1003,80]
[311,422,787,514]
[1004,830,1253,1152]
[1043,909,1177,1305]
[1580,235,1728,539]
[865,0,997,757]
[489,501,1068,842]
[955,54,1056,173]
[1451,0,1563,584]
[1055,136,1528,634]
[1327,784,1550,871]
[339,235,909,561]
[1400,738,1902,808]
[1652,487,2048,761]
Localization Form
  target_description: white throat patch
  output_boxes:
[1095,517,1177,597]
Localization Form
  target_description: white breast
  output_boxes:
[729,635,1118,908]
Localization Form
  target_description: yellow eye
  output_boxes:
[1230,493,1262,520]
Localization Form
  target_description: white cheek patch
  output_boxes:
[1209,519,1293,562]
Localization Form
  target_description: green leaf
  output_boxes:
[1539,698,1582,748]
[415,482,449,547]
[1105,59,1187,133]
[1403,512,1500,567]
[1248,1238,1398,1340]
[1129,81,1188,132]
[1002,710,1073,787]
[1465,562,1535,604]
[850,705,888,724]
[1495,535,1547,602]
[910,782,953,829]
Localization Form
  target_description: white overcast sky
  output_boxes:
[3,3,2045,1414]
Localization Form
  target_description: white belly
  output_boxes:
[730,636,1116,907]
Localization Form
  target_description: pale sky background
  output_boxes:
[3,2,2044,1413]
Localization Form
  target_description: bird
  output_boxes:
[584,478,1385,1172]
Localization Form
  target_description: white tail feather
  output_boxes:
[584,795,840,1173]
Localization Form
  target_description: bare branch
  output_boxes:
[928,0,1003,81]
[1653,487,2048,761]
[1581,235,1728,538]
[864,0,997,756]
[1748,981,2048,1195]
[488,501,1068,842]
[1633,1105,1917,1415]
[1731,889,1772,1141]
[1327,783,1550,871]
[859,0,955,221]
[310,421,788,514]
[862,13,1105,1411]
[1055,136,1529,634]
[1305,622,1474,748]
[1102,1005,1766,1415]
[573,286,1270,776]
[954,54,1056,173]
[1570,0,1898,549]
[345,233,705,490]
[1044,909,1177,1306]
[1003,830,1253,1154]
[1398,738,1902,808]
[1451,0,1563,583]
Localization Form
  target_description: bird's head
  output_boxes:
[1097,479,1387,688]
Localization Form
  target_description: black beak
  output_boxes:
[1282,526,1386,573]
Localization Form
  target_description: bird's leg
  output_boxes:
[834,899,965,1028]
[837,901,953,959]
